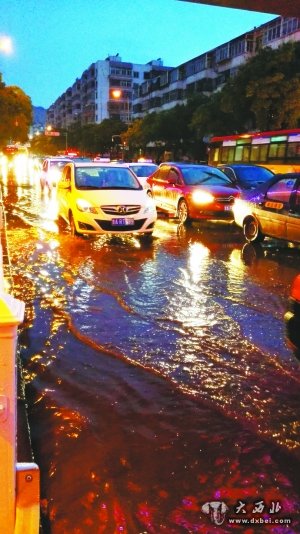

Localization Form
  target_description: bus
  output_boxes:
[207,128,300,173]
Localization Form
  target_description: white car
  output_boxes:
[57,162,157,237]
[40,157,71,190]
[123,161,158,188]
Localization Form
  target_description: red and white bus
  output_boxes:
[207,128,300,173]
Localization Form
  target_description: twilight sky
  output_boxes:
[0,0,276,109]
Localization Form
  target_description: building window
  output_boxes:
[133,71,139,78]
[185,62,194,77]
[282,17,300,35]
[263,20,281,43]
[169,69,179,83]
[160,73,168,86]
[194,56,207,72]
[215,45,230,62]
[230,39,246,57]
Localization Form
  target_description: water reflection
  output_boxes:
[3,178,300,532]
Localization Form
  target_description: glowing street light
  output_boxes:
[0,35,13,55]
[112,89,122,100]
[111,89,131,124]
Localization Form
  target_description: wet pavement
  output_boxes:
[2,175,300,533]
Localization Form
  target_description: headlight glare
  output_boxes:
[192,190,214,205]
[76,199,99,213]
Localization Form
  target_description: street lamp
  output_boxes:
[111,89,131,124]
[0,35,13,55]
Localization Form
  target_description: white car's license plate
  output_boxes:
[224,205,232,211]
[112,218,135,226]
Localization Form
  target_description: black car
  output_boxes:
[219,164,275,190]
[285,275,300,360]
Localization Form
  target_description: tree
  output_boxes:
[221,42,300,131]
[0,82,32,146]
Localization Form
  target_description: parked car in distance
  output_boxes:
[57,161,157,237]
[124,161,158,188]
[285,274,300,360]
[233,172,300,243]
[147,163,240,224]
[40,157,71,190]
[218,164,275,190]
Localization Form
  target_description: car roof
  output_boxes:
[219,163,272,169]
[68,161,130,168]
[127,162,157,166]
[44,156,71,161]
[159,162,217,168]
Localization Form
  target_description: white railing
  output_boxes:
[0,200,40,533]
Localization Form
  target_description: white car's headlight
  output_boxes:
[192,190,214,205]
[143,198,156,214]
[76,199,99,213]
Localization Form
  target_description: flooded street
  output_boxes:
[3,177,300,533]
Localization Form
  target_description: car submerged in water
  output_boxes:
[40,157,72,191]
[57,161,157,237]
[123,161,158,188]
[147,163,240,225]
[233,172,300,243]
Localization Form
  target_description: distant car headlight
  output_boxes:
[76,199,99,213]
[192,191,214,205]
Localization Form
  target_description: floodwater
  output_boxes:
[2,175,300,533]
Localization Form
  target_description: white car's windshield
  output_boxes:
[49,160,70,170]
[75,167,142,190]
[129,165,158,177]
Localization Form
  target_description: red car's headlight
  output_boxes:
[192,191,214,205]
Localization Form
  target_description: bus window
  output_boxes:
[250,144,268,162]
[269,142,286,159]
[243,145,250,162]
[260,144,268,162]
[287,142,300,160]
[220,146,235,163]
[250,145,260,162]
[211,147,219,163]
[234,145,243,162]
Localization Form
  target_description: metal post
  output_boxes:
[0,290,25,533]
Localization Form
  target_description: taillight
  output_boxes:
[290,275,300,302]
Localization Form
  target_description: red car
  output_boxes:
[147,163,239,224]
[285,274,300,360]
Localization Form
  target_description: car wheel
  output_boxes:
[243,217,264,243]
[69,213,80,236]
[178,199,190,225]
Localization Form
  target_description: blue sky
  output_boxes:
[0,0,276,109]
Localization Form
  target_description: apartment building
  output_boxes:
[47,56,172,129]
[47,16,300,129]
[133,16,300,118]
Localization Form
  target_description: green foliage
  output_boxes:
[0,81,32,146]
[219,41,300,131]
[69,119,127,154]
